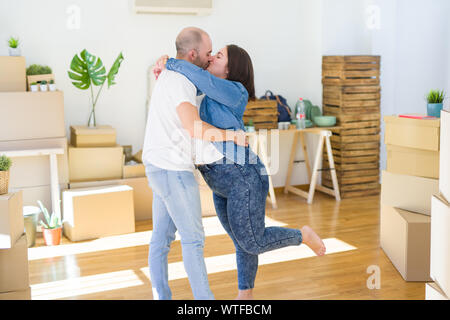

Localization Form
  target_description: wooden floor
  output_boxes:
[28,188,426,300]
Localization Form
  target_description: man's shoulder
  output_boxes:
[159,70,194,87]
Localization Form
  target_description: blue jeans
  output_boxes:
[197,152,303,290]
[145,164,214,300]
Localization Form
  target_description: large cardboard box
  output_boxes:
[0,137,69,188]
[440,110,450,203]
[384,115,440,151]
[0,91,65,141]
[0,191,23,249]
[62,185,135,241]
[426,282,449,300]
[0,234,29,293]
[430,194,450,297]
[69,177,153,221]
[70,125,116,148]
[123,162,146,179]
[380,205,431,281]
[0,287,31,300]
[381,171,439,216]
[0,56,26,92]
[386,144,439,179]
[68,145,123,182]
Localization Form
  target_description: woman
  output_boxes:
[157,45,326,300]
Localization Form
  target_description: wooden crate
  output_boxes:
[243,99,278,130]
[323,85,380,114]
[322,55,380,86]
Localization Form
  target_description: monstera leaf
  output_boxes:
[68,49,107,90]
[107,52,124,88]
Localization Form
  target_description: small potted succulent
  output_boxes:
[38,200,62,246]
[426,89,446,118]
[0,155,12,195]
[49,79,56,91]
[40,80,48,92]
[7,36,20,56]
[245,119,255,132]
[30,82,38,92]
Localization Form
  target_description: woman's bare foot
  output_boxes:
[235,289,254,300]
[300,225,326,256]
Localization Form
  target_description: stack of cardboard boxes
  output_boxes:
[380,115,440,281]
[427,109,450,300]
[0,191,31,300]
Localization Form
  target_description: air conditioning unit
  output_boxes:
[134,0,213,16]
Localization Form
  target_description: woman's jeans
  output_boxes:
[145,163,214,300]
[197,153,303,290]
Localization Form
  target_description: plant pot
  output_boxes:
[49,84,56,91]
[40,84,48,92]
[8,47,21,56]
[23,207,40,248]
[42,227,62,246]
[427,103,443,118]
[30,85,38,92]
[0,170,9,195]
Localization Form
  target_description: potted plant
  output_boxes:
[40,80,48,92]
[0,155,12,195]
[245,119,255,132]
[68,49,124,127]
[49,79,56,91]
[426,89,446,118]
[26,64,53,91]
[37,200,62,246]
[7,36,20,56]
[30,82,38,92]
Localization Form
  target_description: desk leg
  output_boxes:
[284,131,299,194]
[258,132,277,209]
[307,134,325,204]
[325,135,341,201]
[49,154,61,222]
[299,132,312,179]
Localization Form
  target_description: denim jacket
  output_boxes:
[166,58,257,164]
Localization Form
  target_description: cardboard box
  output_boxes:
[430,194,450,297]
[380,205,431,281]
[68,145,123,182]
[194,169,216,216]
[0,56,26,92]
[440,110,450,203]
[384,115,440,151]
[0,234,29,293]
[123,162,146,179]
[0,137,69,188]
[386,144,439,179]
[426,282,449,300]
[70,125,116,148]
[0,191,23,249]
[0,91,65,141]
[0,287,31,300]
[381,171,439,216]
[27,74,55,91]
[62,185,135,241]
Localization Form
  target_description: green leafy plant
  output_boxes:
[0,155,12,171]
[26,64,53,76]
[37,200,61,229]
[8,37,19,48]
[40,80,47,85]
[68,49,124,127]
[49,79,54,84]
[248,119,254,126]
[31,82,38,85]
[426,89,445,104]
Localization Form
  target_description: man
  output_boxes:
[142,27,246,300]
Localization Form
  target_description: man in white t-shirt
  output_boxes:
[142,27,246,300]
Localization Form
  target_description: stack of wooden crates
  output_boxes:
[321,55,381,198]
[243,99,278,130]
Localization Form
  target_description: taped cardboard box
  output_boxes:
[0,56,26,92]
[425,282,449,300]
[0,91,65,141]
[68,145,123,182]
[430,194,450,297]
[384,115,440,151]
[62,185,135,241]
[0,137,69,188]
[381,170,438,216]
[0,287,31,300]
[440,110,450,203]
[386,144,439,179]
[0,191,23,249]
[380,205,431,281]
[0,234,29,293]
[70,125,116,148]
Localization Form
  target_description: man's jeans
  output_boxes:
[145,163,214,300]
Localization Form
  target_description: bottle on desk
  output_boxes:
[295,98,306,129]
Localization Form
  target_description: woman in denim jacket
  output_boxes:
[158,45,326,299]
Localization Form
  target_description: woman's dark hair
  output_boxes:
[226,45,255,101]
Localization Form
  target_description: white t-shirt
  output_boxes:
[142,70,223,172]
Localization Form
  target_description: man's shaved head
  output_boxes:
[175,27,212,69]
